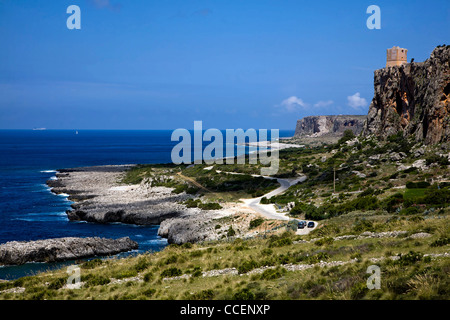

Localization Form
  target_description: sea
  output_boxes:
[0,129,294,279]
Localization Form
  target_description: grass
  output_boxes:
[404,188,427,200]
[2,135,448,300]
[1,211,448,300]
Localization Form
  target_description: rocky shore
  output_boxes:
[48,165,189,225]
[47,165,237,244]
[0,237,138,265]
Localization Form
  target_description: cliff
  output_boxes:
[294,115,367,138]
[0,237,138,265]
[363,45,450,144]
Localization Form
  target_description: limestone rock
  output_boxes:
[48,166,190,225]
[295,115,367,138]
[363,45,450,144]
[0,237,138,265]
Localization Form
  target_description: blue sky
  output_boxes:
[0,0,448,130]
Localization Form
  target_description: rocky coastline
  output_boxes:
[0,236,138,265]
[46,165,237,244]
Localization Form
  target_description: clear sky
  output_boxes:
[0,0,448,130]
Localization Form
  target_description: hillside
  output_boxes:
[1,46,449,301]
[0,132,449,300]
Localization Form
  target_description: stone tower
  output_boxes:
[386,46,408,67]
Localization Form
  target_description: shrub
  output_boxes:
[191,267,203,278]
[164,255,178,264]
[314,237,334,246]
[260,197,270,204]
[134,257,151,272]
[182,242,193,249]
[233,288,255,300]
[306,252,330,264]
[425,154,450,166]
[143,272,153,282]
[382,193,404,213]
[358,188,375,197]
[259,267,287,280]
[290,204,304,216]
[81,258,103,269]
[184,199,200,208]
[237,260,259,274]
[113,269,138,279]
[268,237,292,248]
[249,218,264,229]
[252,190,266,197]
[199,202,222,210]
[173,185,189,194]
[352,219,374,233]
[48,277,66,290]
[399,206,420,215]
[406,181,431,189]
[287,220,298,232]
[422,187,450,205]
[351,282,369,300]
[191,289,215,300]
[430,237,450,247]
[83,274,110,287]
[190,250,204,258]
[142,288,156,297]
[395,251,423,266]
[160,267,182,278]
[227,226,236,237]
[349,196,379,211]
[338,130,356,145]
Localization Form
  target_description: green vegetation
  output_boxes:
[182,199,222,210]
[249,218,265,229]
[1,135,448,301]
[1,212,448,300]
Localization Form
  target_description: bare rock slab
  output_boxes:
[0,237,138,265]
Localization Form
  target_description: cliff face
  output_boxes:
[294,115,367,138]
[363,45,450,144]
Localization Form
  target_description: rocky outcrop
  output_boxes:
[158,215,220,244]
[0,237,138,265]
[363,45,450,144]
[48,165,189,225]
[47,165,234,245]
[294,115,367,138]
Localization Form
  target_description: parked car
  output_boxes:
[298,221,305,229]
[307,221,315,228]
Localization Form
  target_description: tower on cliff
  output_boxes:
[386,46,408,67]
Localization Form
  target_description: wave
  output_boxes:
[14,216,68,222]
[26,212,67,217]
[140,238,168,245]
[40,170,57,173]
[57,193,70,197]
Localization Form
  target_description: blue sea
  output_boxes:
[0,129,294,279]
